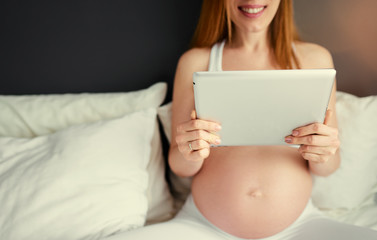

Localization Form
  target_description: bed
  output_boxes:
[0,1,376,240]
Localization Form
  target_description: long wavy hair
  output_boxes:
[191,0,300,69]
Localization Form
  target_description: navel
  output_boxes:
[247,187,263,198]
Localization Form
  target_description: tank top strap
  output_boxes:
[291,42,300,68]
[292,42,298,57]
[208,40,226,72]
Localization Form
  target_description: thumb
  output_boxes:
[324,109,332,126]
[190,110,197,120]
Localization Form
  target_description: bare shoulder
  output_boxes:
[177,47,211,73]
[294,41,334,69]
[172,47,211,113]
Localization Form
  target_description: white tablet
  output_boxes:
[193,69,336,146]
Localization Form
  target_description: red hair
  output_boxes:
[191,0,300,69]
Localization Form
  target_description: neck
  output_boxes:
[229,28,271,52]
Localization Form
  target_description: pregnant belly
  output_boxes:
[191,146,312,239]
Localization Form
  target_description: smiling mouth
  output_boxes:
[240,6,265,14]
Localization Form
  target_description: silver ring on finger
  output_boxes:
[188,142,193,151]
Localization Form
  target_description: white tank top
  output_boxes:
[208,40,226,72]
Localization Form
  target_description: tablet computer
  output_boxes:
[193,69,336,146]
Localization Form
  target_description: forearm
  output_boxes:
[168,145,204,177]
[309,149,341,177]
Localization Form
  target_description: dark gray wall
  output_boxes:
[1,1,376,97]
[294,0,377,97]
[0,0,202,98]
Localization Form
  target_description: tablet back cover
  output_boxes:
[193,69,336,146]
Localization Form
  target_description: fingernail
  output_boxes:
[292,130,299,136]
[285,137,292,143]
[215,125,222,131]
[215,138,221,144]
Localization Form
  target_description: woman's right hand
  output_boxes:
[175,110,222,162]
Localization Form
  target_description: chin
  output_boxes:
[229,0,280,34]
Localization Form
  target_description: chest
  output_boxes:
[221,48,280,71]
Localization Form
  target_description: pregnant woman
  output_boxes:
[109,0,377,239]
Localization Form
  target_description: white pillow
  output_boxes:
[157,102,172,143]
[312,92,377,210]
[0,109,155,240]
[0,82,174,224]
[0,82,166,137]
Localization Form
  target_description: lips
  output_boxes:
[238,5,267,18]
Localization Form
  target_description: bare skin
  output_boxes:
[169,1,340,238]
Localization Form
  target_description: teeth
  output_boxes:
[241,7,264,14]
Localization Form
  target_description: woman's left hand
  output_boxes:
[285,110,340,163]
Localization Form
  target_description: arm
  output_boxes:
[307,83,340,176]
[285,43,341,176]
[168,49,221,177]
[285,83,341,176]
